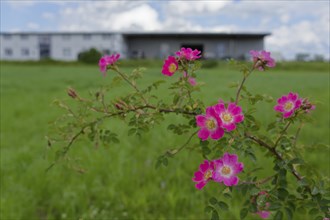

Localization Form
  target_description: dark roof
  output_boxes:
[0,31,270,38]
[123,32,270,38]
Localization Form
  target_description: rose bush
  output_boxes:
[48,47,329,219]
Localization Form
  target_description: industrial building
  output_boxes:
[0,32,270,61]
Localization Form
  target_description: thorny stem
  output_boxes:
[273,120,292,149]
[166,130,198,156]
[293,122,304,148]
[241,175,276,186]
[113,68,148,104]
[245,132,303,181]
[235,76,247,104]
[46,104,198,172]
[235,66,255,104]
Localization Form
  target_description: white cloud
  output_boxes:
[267,19,329,59]
[42,12,55,20]
[166,0,231,14]
[5,0,37,8]
[2,0,329,59]
[58,1,161,31]
[27,22,39,30]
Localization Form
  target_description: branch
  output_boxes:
[113,69,148,104]
[240,175,276,186]
[273,120,292,149]
[235,76,247,104]
[293,122,304,148]
[46,104,198,172]
[245,133,302,181]
[166,130,198,156]
[235,66,254,104]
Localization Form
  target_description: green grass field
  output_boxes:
[1,61,329,220]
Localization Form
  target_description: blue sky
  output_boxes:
[1,0,329,60]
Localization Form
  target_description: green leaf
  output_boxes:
[162,158,168,166]
[308,208,319,215]
[249,203,257,213]
[311,187,319,195]
[298,178,309,187]
[297,206,306,214]
[290,158,304,165]
[249,187,259,196]
[211,210,219,220]
[274,210,283,220]
[223,193,232,199]
[228,82,239,88]
[155,159,162,169]
[204,205,214,213]
[240,208,248,220]
[285,207,293,220]
[286,201,296,211]
[269,202,282,211]
[278,188,289,200]
[202,146,211,155]
[217,201,229,211]
[209,197,217,205]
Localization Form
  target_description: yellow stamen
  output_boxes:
[221,166,231,175]
[204,170,212,179]
[222,113,233,123]
[168,63,177,73]
[284,102,293,111]
[206,119,216,130]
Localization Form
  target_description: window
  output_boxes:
[5,48,13,56]
[20,34,29,40]
[83,34,91,40]
[39,35,50,45]
[3,34,12,40]
[62,34,70,40]
[21,48,30,56]
[102,34,111,40]
[63,48,71,57]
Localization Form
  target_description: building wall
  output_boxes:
[0,33,126,61]
[126,36,264,59]
[0,34,39,60]
[0,33,266,61]
[50,33,122,61]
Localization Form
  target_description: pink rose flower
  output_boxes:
[213,152,244,186]
[188,77,196,86]
[274,92,302,118]
[162,56,178,76]
[196,106,224,141]
[213,100,244,131]
[192,160,214,190]
[183,71,197,86]
[175,47,201,61]
[249,50,275,71]
[301,98,316,113]
[98,53,120,74]
[256,210,271,219]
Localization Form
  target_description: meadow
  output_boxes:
[0,61,329,220]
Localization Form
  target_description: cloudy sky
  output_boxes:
[1,0,329,59]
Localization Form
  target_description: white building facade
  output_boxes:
[0,32,269,61]
[0,32,126,61]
